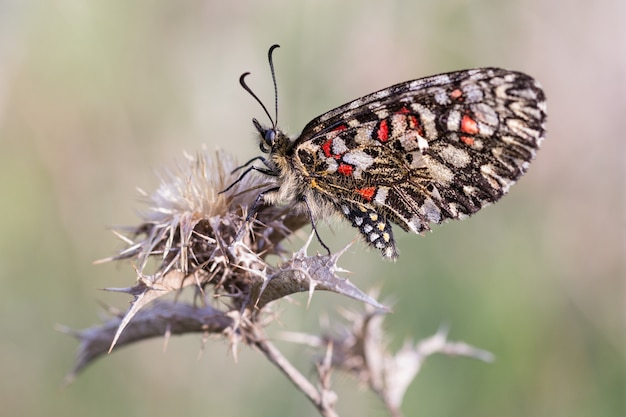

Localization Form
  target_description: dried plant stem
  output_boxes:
[250,326,338,417]
[62,301,233,381]
[67,149,496,416]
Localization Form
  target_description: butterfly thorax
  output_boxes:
[253,120,313,209]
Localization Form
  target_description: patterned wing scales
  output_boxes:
[292,68,546,258]
[338,202,398,259]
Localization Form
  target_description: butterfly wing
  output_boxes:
[291,68,546,258]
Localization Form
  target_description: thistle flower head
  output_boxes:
[131,150,278,267]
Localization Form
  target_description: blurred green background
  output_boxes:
[1,0,622,416]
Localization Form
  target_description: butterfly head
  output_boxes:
[252,117,292,157]
[253,118,276,153]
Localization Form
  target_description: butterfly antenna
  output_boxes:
[239,44,281,129]
[239,72,274,127]
[267,44,280,127]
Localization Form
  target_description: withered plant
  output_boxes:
[63,148,493,417]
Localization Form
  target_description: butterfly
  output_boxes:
[227,45,546,259]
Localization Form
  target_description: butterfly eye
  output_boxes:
[257,129,275,153]
[264,129,276,146]
[259,130,275,153]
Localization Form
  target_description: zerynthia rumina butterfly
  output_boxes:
[225,45,546,260]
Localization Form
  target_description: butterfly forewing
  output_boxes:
[288,68,546,258]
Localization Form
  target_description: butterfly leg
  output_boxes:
[220,165,278,194]
[243,189,331,256]
[245,186,281,222]
[231,156,268,174]
[301,195,332,256]
[229,186,279,253]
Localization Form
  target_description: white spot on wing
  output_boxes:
[507,118,539,140]
[323,157,338,173]
[398,133,420,151]
[354,125,375,144]
[374,186,389,205]
[407,151,427,169]
[423,155,454,185]
[343,150,374,171]
[447,110,461,132]
[332,137,348,154]
[408,216,425,233]
[428,184,442,200]
[481,164,514,192]
[434,88,450,105]
[376,109,389,119]
[420,198,441,223]
[439,144,471,168]
[462,84,484,102]
[390,113,406,133]
[374,89,390,99]
[417,136,429,151]
[472,103,499,127]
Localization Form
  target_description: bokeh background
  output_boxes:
[1,1,623,416]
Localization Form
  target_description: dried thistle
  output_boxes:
[64,147,492,417]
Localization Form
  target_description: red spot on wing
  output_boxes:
[332,124,347,132]
[321,139,333,158]
[450,89,463,101]
[407,115,424,136]
[338,163,353,176]
[322,133,345,160]
[460,136,475,146]
[460,114,479,135]
[355,187,376,202]
[377,119,389,142]
[397,106,410,114]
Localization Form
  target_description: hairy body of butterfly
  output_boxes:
[239,47,546,260]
